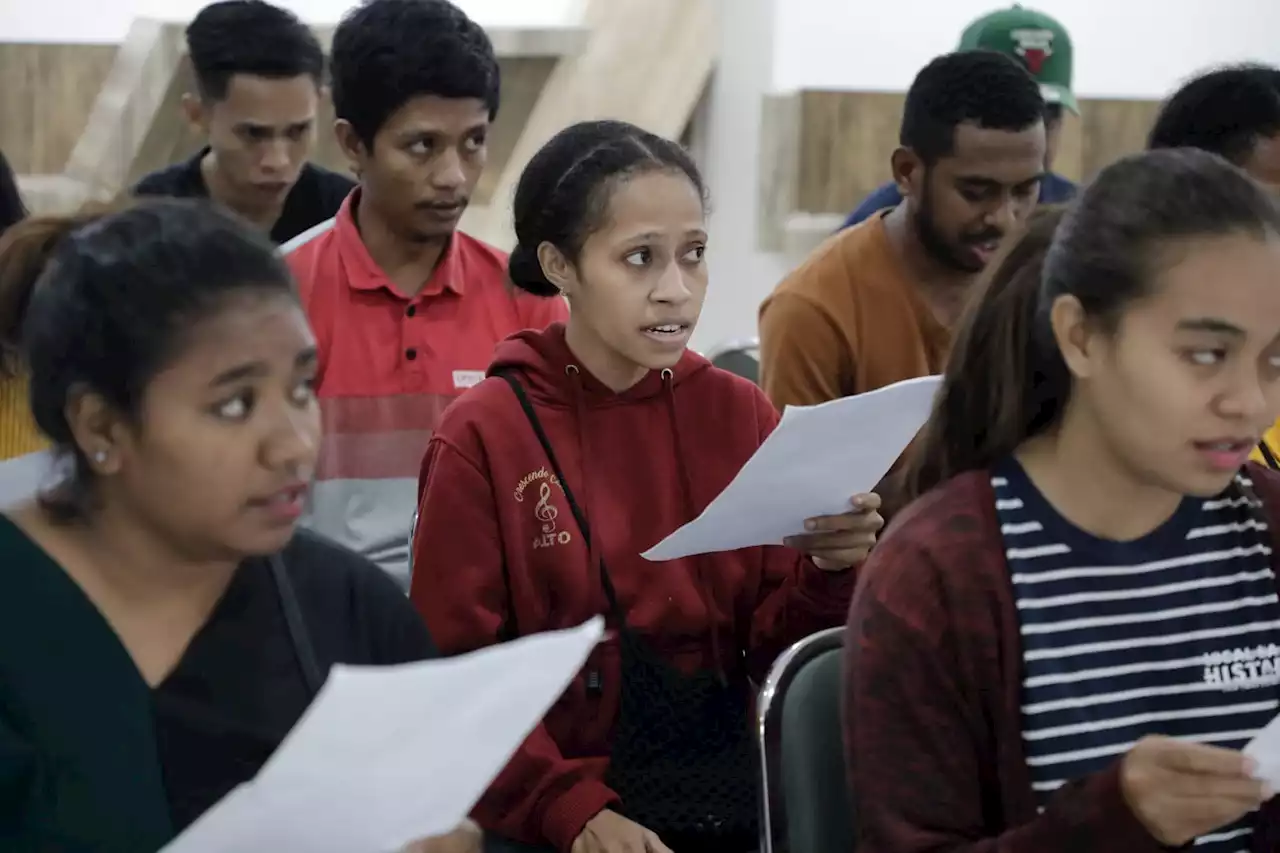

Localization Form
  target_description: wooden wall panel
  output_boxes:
[1080,98,1164,178]
[0,44,118,174]
[786,90,1158,215]
[120,55,555,203]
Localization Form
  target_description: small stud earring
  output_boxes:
[92,451,107,464]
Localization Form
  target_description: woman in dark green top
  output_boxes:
[0,199,477,853]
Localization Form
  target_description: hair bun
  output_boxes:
[507,243,559,297]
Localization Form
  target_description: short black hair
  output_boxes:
[331,0,500,148]
[900,50,1046,163]
[1148,64,1280,166]
[0,198,294,520]
[186,0,325,101]
[0,150,25,238]
[508,120,707,298]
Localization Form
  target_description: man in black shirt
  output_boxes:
[134,0,353,244]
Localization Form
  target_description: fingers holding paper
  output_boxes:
[401,819,483,853]
[785,492,884,571]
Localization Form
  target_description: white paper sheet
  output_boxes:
[642,375,942,561]
[1245,710,1280,789]
[0,449,55,506]
[161,616,605,853]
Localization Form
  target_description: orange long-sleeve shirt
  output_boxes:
[758,215,949,409]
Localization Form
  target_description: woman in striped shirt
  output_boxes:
[846,149,1280,853]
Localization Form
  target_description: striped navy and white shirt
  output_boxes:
[994,458,1280,853]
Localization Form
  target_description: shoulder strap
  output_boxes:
[1259,441,1280,471]
[269,554,324,697]
[496,371,622,618]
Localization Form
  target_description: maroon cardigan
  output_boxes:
[844,463,1280,853]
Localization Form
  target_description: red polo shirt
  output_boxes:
[284,191,567,585]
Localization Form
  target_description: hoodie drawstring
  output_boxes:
[661,369,728,684]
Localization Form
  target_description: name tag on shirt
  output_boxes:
[452,370,485,390]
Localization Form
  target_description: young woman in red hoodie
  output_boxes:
[845,150,1280,853]
[410,119,884,853]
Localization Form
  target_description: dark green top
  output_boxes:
[0,516,436,852]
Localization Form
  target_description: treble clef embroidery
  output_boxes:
[534,481,558,533]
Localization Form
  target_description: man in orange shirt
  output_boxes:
[759,50,1046,409]
[285,0,567,587]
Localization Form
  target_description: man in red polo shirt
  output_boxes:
[284,0,566,588]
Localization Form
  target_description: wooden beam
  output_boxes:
[61,18,185,208]
[53,17,592,208]
[460,0,717,250]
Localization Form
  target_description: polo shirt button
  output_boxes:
[405,348,417,360]
[405,305,416,317]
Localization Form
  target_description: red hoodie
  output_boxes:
[410,323,855,851]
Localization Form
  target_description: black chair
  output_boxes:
[705,337,761,384]
[405,508,418,588]
[756,626,852,853]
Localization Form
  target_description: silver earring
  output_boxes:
[92,451,107,464]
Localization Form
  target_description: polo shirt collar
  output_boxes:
[333,189,465,299]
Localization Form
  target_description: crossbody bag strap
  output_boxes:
[1259,440,1280,471]
[496,371,623,617]
[269,553,325,697]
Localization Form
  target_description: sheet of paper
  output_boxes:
[0,449,54,506]
[643,375,942,561]
[161,616,605,853]
[1245,710,1280,789]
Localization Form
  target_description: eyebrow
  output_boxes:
[398,122,489,141]
[623,230,708,243]
[208,348,318,387]
[955,173,1046,189]
[1176,317,1247,337]
[234,119,314,133]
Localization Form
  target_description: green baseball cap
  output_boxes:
[958,4,1077,115]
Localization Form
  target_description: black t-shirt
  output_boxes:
[133,148,354,244]
[0,519,437,846]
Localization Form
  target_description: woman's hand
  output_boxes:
[401,819,483,853]
[785,492,884,570]
[571,809,672,853]
[1121,736,1270,847]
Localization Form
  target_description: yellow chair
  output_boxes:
[0,375,46,462]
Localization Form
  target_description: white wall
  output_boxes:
[2,0,582,43]
[773,0,1280,99]
[692,0,790,352]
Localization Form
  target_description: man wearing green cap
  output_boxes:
[840,4,1077,229]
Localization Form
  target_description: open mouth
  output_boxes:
[1192,438,1257,472]
[643,323,689,338]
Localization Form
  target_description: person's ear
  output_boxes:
[1050,293,1103,380]
[334,120,369,178]
[64,387,129,477]
[890,146,925,199]
[181,92,210,136]
[537,242,578,298]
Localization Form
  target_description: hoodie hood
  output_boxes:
[488,323,712,408]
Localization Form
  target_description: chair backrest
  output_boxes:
[704,336,760,384]
[406,509,419,585]
[756,626,851,853]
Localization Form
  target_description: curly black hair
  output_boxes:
[330,0,500,148]
[186,0,326,100]
[1148,64,1280,166]
[901,50,1046,163]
